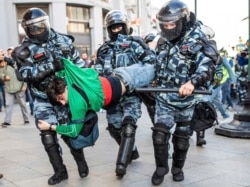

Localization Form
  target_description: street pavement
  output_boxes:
[0,103,250,187]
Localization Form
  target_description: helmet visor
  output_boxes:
[24,22,47,35]
[22,16,49,35]
[157,11,186,24]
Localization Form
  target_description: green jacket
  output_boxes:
[56,58,104,137]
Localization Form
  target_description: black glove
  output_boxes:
[24,69,54,83]
[53,59,64,72]
[144,33,155,43]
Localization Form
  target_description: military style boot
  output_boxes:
[115,117,137,177]
[107,123,139,166]
[71,149,89,178]
[171,133,190,182]
[151,123,170,186]
[62,136,89,178]
[196,130,206,146]
[41,133,68,185]
[48,164,68,185]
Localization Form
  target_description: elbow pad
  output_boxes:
[191,65,215,88]
[24,69,54,83]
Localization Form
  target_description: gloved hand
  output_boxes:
[53,59,64,72]
[144,33,155,44]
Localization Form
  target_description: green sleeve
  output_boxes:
[56,123,83,137]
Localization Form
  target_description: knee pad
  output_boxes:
[172,134,190,151]
[152,131,168,145]
[152,123,170,145]
[122,116,136,127]
[121,116,137,138]
[41,131,57,147]
[122,124,136,138]
[172,123,191,150]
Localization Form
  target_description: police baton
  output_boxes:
[135,87,212,95]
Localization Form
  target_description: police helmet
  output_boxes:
[105,10,131,40]
[21,8,50,43]
[157,0,190,42]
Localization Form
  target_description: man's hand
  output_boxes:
[179,80,195,96]
[4,75,10,81]
[38,120,50,130]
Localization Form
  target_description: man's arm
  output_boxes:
[38,119,83,138]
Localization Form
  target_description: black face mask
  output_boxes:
[160,20,183,42]
[108,26,127,41]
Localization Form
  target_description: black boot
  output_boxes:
[107,124,139,165]
[129,146,140,163]
[41,132,68,185]
[171,132,190,182]
[62,136,89,178]
[48,165,68,185]
[71,149,89,178]
[171,154,185,182]
[196,130,206,146]
[115,118,137,177]
[151,124,170,186]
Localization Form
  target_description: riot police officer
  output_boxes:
[95,10,156,177]
[11,8,87,185]
[151,0,217,185]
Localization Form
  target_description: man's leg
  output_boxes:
[3,92,15,125]
[41,131,68,185]
[15,92,29,123]
[107,97,141,177]
[106,123,139,165]
[62,136,89,178]
[151,123,170,186]
[35,100,68,185]
[115,116,137,177]
[113,63,155,93]
[171,122,191,182]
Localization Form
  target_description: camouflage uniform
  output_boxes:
[12,22,87,185]
[151,1,217,185]
[96,34,156,176]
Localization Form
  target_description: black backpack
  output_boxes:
[191,101,218,132]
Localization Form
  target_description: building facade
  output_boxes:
[0,0,156,55]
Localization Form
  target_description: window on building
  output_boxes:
[66,6,90,33]
[103,10,109,41]
[16,4,49,43]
